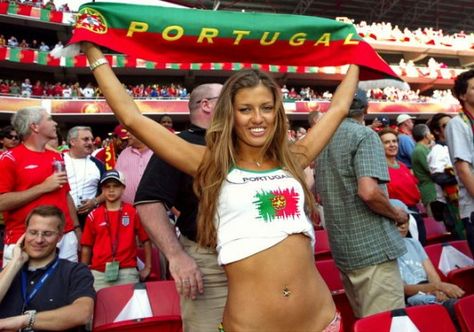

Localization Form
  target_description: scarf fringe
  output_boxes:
[50,43,81,59]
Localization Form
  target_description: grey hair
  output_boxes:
[412,124,430,142]
[11,106,46,137]
[67,126,92,145]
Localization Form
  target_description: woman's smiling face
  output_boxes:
[233,83,276,151]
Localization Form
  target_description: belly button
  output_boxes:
[283,286,291,297]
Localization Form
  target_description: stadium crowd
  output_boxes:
[0,3,473,332]
[0,67,473,330]
[356,20,474,49]
[0,78,190,99]
[0,76,461,104]
[2,0,70,12]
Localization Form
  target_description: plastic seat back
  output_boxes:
[353,305,456,332]
[424,217,452,245]
[424,240,473,281]
[315,229,332,260]
[454,294,474,332]
[93,281,181,332]
[138,246,162,281]
[315,259,343,293]
[315,259,356,331]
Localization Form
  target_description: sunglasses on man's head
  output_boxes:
[5,134,18,140]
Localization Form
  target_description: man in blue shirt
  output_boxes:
[0,205,95,331]
[396,114,416,168]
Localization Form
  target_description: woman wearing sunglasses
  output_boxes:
[0,125,20,152]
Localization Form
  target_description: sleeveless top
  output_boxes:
[216,167,315,265]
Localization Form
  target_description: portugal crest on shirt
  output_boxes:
[253,188,300,222]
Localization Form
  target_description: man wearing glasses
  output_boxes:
[0,205,95,331]
[64,126,105,229]
[0,125,20,152]
[0,107,81,267]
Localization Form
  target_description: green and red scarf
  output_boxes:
[69,2,399,81]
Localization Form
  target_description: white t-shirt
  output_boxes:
[446,115,474,219]
[427,143,452,203]
[216,167,315,265]
[64,153,101,207]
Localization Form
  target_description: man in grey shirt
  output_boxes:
[316,89,408,318]
[446,69,474,256]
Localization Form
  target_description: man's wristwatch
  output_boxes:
[23,310,36,331]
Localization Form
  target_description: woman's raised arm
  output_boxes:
[294,64,359,168]
[82,42,205,176]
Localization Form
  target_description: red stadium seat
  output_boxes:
[424,217,452,245]
[93,281,181,332]
[425,240,474,284]
[353,305,457,332]
[314,229,332,260]
[315,259,355,332]
[447,266,474,295]
[454,294,474,332]
[137,246,162,281]
[316,259,343,293]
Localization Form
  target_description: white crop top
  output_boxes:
[216,167,315,265]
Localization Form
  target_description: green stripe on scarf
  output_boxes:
[69,2,401,82]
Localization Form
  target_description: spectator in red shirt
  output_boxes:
[379,127,426,244]
[52,82,63,97]
[31,80,44,97]
[0,80,9,95]
[80,170,151,290]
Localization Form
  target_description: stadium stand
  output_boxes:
[0,0,471,130]
[353,304,457,332]
[1,2,473,332]
[454,294,474,332]
[93,281,181,332]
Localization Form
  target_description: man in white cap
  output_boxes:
[396,114,416,168]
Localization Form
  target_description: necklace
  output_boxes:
[239,158,266,167]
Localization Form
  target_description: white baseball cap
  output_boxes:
[396,114,415,125]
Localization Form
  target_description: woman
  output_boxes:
[379,128,420,206]
[379,127,426,244]
[83,42,359,331]
[0,125,20,152]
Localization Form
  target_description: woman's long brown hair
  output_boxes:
[194,69,316,248]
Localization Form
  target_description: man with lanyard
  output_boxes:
[0,205,95,331]
[135,83,226,332]
[446,69,474,256]
[64,126,105,229]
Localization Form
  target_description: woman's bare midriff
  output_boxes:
[223,234,336,331]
